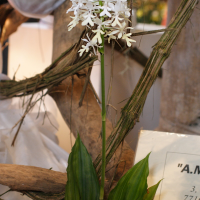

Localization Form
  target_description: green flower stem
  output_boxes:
[99,34,106,200]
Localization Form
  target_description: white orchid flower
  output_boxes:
[78,33,101,56]
[108,34,116,43]
[82,12,95,26]
[111,14,123,27]
[68,15,80,31]
[122,33,136,47]
[92,29,105,44]
[78,45,88,56]
[100,1,113,17]
[67,0,136,55]
[109,21,133,38]
[94,18,112,30]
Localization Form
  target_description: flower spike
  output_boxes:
[67,0,136,55]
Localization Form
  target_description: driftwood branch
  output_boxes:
[0,3,28,45]
[0,4,13,27]
[0,164,67,194]
[79,66,92,107]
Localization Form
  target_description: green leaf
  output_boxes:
[108,153,151,200]
[143,180,162,200]
[65,134,100,200]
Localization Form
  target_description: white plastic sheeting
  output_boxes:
[8,0,65,18]
[0,74,69,199]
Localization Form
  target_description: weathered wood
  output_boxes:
[52,1,85,61]
[0,5,28,45]
[0,4,13,27]
[157,0,200,134]
[51,1,134,196]
[0,164,67,193]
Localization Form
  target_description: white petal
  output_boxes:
[109,30,119,35]
[78,48,85,56]
[127,41,131,47]
[118,32,122,38]
[92,34,102,44]
[126,33,132,37]
[108,2,114,10]
[82,17,94,26]
[100,9,111,17]
[82,38,89,42]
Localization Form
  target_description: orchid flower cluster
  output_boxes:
[67,0,136,56]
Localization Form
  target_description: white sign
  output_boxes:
[135,130,200,200]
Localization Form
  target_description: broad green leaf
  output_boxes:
[65,135,100,200]
[108,153,151,200]
[143,180,162,200]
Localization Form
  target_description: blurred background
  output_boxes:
[135,0,167,25]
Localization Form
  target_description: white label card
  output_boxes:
[159,152,200,200]
[134,130,200,200]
